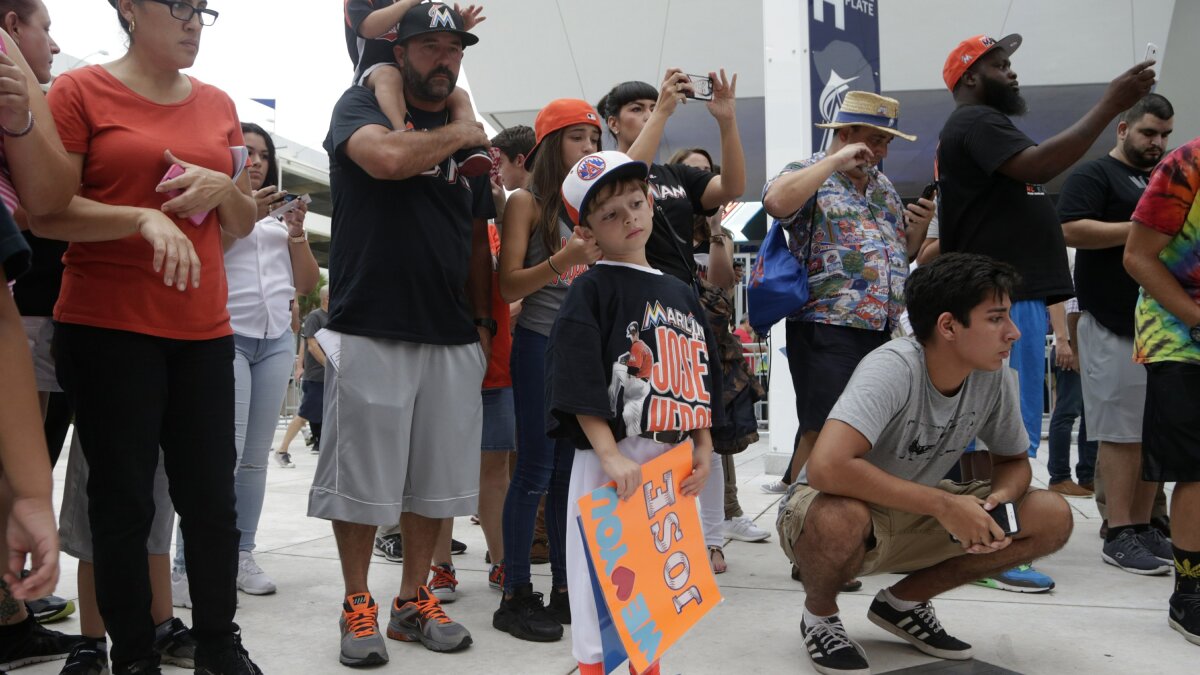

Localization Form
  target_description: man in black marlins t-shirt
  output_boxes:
[310,3,493,666]
[1059,93,1175,573]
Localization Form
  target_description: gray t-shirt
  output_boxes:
[301,308,329,383]
[516,216,575,337]
[829,337,1028,487]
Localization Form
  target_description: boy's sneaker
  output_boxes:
[373,534,403,563]
[171,569,192,609]
[1102,528,1172,575]
[1168,592,1200,646]
[0,615,79,669]
[193,627,261,675]
[547,589,571,625]
[27,595,75,624]
[455,147,493,177]
[428,564,459,603]
[59,640,108,675]
[153,617,196,668]
[761,479,788,494]
[723,516,771,542]
[867,594,973,660]
[1138,527,1174,562]
[492,583,562,642]
[388,586,472,652]
[973,564,1055,592]
[451,538,468,555]
[339,593,388,667]
[488,562,505,591]
[236,551,277,595]
[800,616,869,675]
[272,451,295,468]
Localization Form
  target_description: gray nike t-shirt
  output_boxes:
[828,337,1028,486]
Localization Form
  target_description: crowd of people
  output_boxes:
[0,2,1196,675]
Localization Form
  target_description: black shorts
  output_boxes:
[1142,361,1200,482]
[786,320,889,436]
[299,379,325,423]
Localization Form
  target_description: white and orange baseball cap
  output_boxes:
[561,151,649,226]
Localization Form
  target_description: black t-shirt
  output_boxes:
[0,206,30,283]
[1056,155,1149,338]
[343,0,400,78]
[546,262,718,450]
[323,86,494,344]
[646,163,716,285]
[937,105,1073,303]
[12,231,66,316]
[301,308,329,382]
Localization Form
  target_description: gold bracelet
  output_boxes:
[289,234,308,244]
[547,256,562,275]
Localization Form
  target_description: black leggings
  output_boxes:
[54,323,239,667]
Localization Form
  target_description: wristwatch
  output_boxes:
[1190,323,1200,344]
[473,317,498,337]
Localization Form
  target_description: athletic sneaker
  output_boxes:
[193,627,261,675]
[339,593,388,667]
[493,583,562,642]
[388,586,472,652]
[26,594,75,624]
[428,564,459,603]
[1139,527,1174,562]
[455,147,493,177]
[488,562,505,591]
[973,564,1055,592]
[800,616,869,674]
[112,656,162,674]
[723,516,771,542]
[272,451,295,468]
[547,589,571,625]
[171,569,192,609]
[1102,528,1172,575]
[59,640,108,675]
[373,534,403,563]
[0,615,80,669]
[867,594,973,660]
[760,479,788,494]
[154,616,197,668]
[1168,592,1200,646]
[236,551,277,595]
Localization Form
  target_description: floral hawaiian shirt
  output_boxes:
[763,153,909,331]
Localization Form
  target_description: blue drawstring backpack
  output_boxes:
[747,194,817,335]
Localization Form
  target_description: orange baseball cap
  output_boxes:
[943,34,1022,91]
[523,99,602,169]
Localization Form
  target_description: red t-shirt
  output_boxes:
[48,66,243,340]
[483,223,512,388]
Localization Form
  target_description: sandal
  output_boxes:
[708,546,727,575]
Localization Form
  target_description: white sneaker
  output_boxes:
[273,451,295,468]
[760,479,788,494]
[171,569,192,609]
[724,516,771,542]
[236,551,277,595]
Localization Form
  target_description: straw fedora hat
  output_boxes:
[814,91,917,142]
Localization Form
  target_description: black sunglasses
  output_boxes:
[144,0,219,27]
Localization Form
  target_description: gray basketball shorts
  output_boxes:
[308,331,486,524]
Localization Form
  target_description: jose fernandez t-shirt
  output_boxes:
[324,86,493,344]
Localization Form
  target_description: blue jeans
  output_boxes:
[1048,360,1097,485]
[176,332,295,568]
[1009,300,1047,457]
[502,326,572,592]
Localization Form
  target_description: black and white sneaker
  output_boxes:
[867,594,973,660]
[1169,592,1200,646]
[800,616,869,675]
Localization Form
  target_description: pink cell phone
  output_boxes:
[158,163,208,226]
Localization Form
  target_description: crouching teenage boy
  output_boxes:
[777,253,1073,674]
[547,151,716,675]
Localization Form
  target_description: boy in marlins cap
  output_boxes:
[545,151,717,675]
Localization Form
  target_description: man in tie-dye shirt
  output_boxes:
[1124,136,1200,646]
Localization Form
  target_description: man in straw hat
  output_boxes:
[762,90,935,496]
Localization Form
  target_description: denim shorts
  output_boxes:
[481,386,515,451]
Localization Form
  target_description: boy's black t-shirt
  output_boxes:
[0,206,30,283]
[646,162,716,285]
[1056,154,1151,338]
[937,104,1073,303]
[546,262,717,450]
[323,86,493,344]
[344,0,401,78]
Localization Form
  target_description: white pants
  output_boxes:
[699,452,725,547]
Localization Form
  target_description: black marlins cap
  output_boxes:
[394,2,479,47]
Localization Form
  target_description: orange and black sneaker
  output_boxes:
[488,561,505,591]
[388,586,472,653]
[339,593,388,667]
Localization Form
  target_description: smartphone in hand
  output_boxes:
[685,73,713,101]
[988,502,1020,537]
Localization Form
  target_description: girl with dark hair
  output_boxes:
[172,122,319,601]
[30,0,263,672]
[495,98,602,643]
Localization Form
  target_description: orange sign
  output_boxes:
[577,441,722,673]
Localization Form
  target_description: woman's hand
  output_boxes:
[138,209,201,291]
[0,51,30,134]
[158,149,236,221]
[655,68,692,119]
[557,232,602,269]
[454,3,487,30]
[282,199,308,237]
[252,185,287,221]
[706,69,737,123]
[3,496,59,600]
